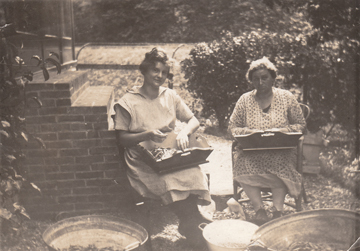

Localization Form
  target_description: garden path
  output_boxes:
[198,132,234,196]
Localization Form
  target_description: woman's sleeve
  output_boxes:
[113,102,131,131]
[228,95,250,136]
[287,94,306,133]
[174,92,194,122]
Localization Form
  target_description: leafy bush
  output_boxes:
[318,124,358,198]
[320,146,360,199]
[181,31,310,129]
[181,32,249,129]
[73,0,310,43]
[343,158,360,198]
[181,30,357,137]
[0,23,60,235]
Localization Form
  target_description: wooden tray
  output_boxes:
[139,132,213,174]
[234,131,303,150]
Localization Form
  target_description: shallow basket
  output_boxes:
[42,215,148,251]
[234,131,302,150]
[140,132,213,174]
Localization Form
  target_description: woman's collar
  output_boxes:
[127,85,167,98]
[252,87,276,96]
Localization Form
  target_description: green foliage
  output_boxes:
[75,0,359,159]
[73,0,177,43]
[266,0,359,41]
[181,29,357,136]
[73,0,311,43]
[343,158,360,198]
[73,0,359,135]
[181,32,249,129]
[0,23,59,234]
[298,0,359,43]
[320,145,360,199]
[295,0,359,136]
[181,31,308,129]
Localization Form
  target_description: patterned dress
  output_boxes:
[113,86,211,205]
[228,88,306,197]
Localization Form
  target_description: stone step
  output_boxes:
[72,86,114,107]
[72,85,115,129]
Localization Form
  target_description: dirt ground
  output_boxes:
[2,131,360,251]
[129,131,360,251]
[125,130,360,251]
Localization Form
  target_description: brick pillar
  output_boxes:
[21,69,131,220]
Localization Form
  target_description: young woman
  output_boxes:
[113,47,211,248]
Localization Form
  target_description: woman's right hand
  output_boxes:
[149,129,167,143]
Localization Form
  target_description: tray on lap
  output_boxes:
[234,131,303,150]
[139,131,213,174]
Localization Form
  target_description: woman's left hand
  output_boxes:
[176,131,189,151]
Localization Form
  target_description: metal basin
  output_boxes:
[199,219,259,251]
[251,209,360,250]
[42,215,148,251]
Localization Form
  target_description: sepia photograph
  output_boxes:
[0,0,359,250]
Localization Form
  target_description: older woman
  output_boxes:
[228,57,306,225]
[113,47,211,247]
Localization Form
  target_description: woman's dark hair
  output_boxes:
[246,57,277,82]
[139,47,173,79]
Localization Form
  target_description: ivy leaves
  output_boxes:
[0,23,58,226]
[31,52,61,81]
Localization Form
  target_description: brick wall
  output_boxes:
[21,69,132,220]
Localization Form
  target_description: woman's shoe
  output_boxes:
[252,208,269,226]
[178,218,207,249]
[272,210,283,220]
